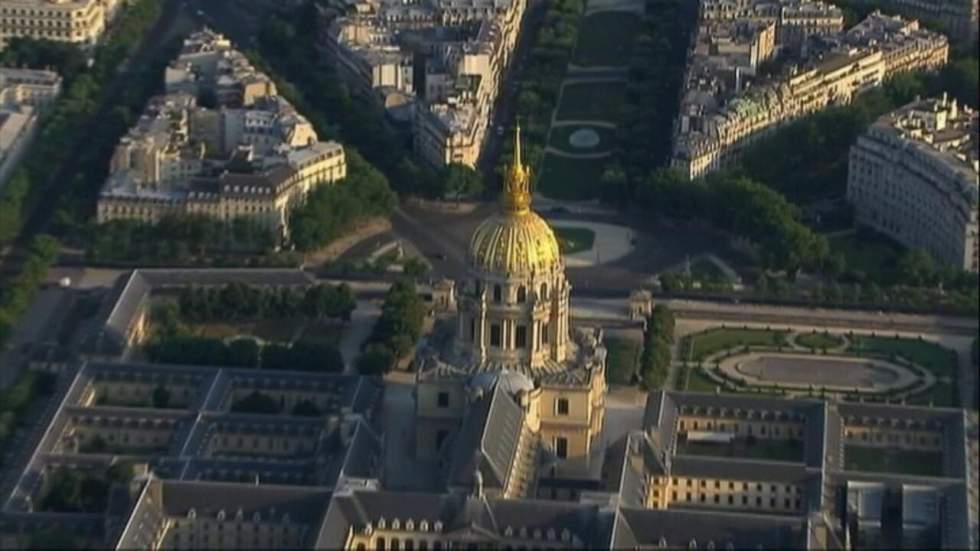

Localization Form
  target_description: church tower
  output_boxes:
[456,124,572,375]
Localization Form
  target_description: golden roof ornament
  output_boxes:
[501,122,532,214]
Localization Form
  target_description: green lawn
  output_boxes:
[605,337,640,385]
[850,336,956,378]
[689,258,730,282]
[686,366,719,392]
[797,331,844,350]
[829,232,904,284]
[844,445,943,477]
[555,81,626,122]
[573,12,640,67]
[536,152,608,200]
[189,318,342,345]
[553,226,596,254]
[685,328,789,362]
[548,124,616,153]
[677,438,803,463]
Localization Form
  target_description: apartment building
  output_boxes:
[672,9,948,179]
[848,95,979,272]
[322,0,528,168]
[850,0,978,43]
[0,66,60,184]
[0,0,120,50]
[96,30,346,241]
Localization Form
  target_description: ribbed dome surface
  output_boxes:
[468,210,561,276]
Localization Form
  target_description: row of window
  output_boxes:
[662,490,802,509]
[662,479,798,494]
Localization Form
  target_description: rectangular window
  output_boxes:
[469,319,475,341]
[515,325,527,349]
[556,398,569,415]
[437,392,449,408]
[555,437,568,459]
[541,322,550,344]
[490,324,502,347]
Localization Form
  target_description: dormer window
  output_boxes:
[405,519,414,531]
[378,517,386,529]
[504,527,513,537]
[392,518,400,530]
[419,520,429,532]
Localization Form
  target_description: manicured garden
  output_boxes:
[796,331,844,350]
[844,445,943,477]
[678,327,960,407]
[536,152,608,200]
[548,124,615,153]
[553,226,596,255]
[683,328,789,362]
[605,337,640,385]
[555,81,626,122]
[572,12,640,67]
[677,437,804,463]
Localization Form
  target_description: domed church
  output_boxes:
[416,125,607,488]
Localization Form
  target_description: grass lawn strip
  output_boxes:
[844,445,943,477]
[537,152,608,200]
[554,226,596,254]
[687,328,789,362]
[605,337,640,384]
[797,331,844,350]
[556,81,626,122]
[573,12,640,66]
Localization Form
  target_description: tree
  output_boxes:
[443,163,484,200]
[403,257,430,281]
[357,344,395,376]
[898,249,935,286]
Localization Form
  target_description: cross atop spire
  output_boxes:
[501,122,531,214]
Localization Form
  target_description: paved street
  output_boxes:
[339,301,381,374]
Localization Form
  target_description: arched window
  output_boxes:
[516,286,527,303]
[376,537,386,550]
[540,283,548,301]
[391,538,401,550]
[493,284,502,303]
[356,544,367,551]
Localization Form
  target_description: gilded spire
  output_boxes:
[501,122,531,214]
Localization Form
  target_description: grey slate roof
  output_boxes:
[158,479,331,521]
[447,384,524,491]
[617,507,809,549]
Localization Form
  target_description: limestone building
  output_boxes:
[0,0,120,50]
[96,30,347,241]
[0,67,60,183]
[415,126,607,482]
[850,0,979,43]
[322,0,528,167]
[672,10,949,179]
[848,95,979,272]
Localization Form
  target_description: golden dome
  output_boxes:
[468,124,562,276]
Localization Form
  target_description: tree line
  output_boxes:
[0,235,60,346]
[639,305,675,389]
[146,336,345,373]
[174,282,356,323]
[357,280,427,375]
[496,0,584,180]
[0,0,165,247]
[0,370,56,459]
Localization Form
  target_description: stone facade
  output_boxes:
[96,29,347,241]
[672,9,949,179]
[848,95,978,272]
[322,0,528,168]
[0,0,120,50]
